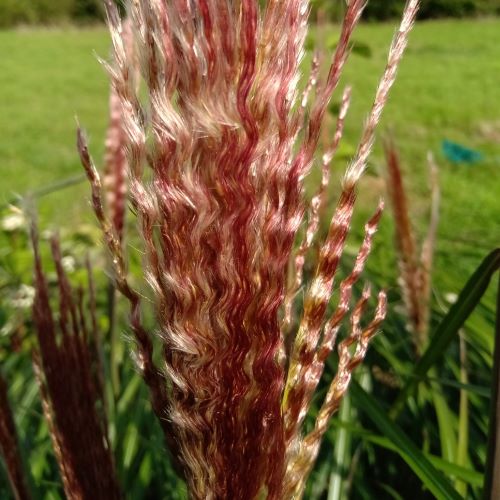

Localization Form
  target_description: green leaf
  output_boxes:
[123,423,139,469]
[378,483,405,500]
[117,374,142,414]
[363,433,483,487]
[431,384,457,462]
[139,454,153,486]
[328,419,482,486]
[328,394,352,500]
[484,276,500,499]
[391,249,500,417]
[350,381,462,500]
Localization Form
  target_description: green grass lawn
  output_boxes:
[1,19,499,249]
[338,18,500,258]
[0,27,110,226]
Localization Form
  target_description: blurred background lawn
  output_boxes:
[1,17,499,291]
[1,1,499,499]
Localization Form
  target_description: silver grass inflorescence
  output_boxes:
[79,1,420,498]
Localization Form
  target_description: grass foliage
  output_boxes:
[0,0,103,28]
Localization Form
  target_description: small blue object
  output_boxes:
[442,140,483,164]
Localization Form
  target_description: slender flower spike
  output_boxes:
[0,372,31,500]
[30,223,121,500]
[384,140,440,354]
[79,1,420,498]
[103,18,135,243]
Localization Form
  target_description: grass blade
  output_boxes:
[327,420,484,487]
[455,332,469,497]
[350,381,462,500]
[431,384,457,462]
[391,249,500,417]
[484,275,500,499]
[0,372,32,500]
[327,394,352,500]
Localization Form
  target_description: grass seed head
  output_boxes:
[79,1,420,497]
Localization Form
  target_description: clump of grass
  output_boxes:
[76,0,420,497]
[30,224,120,499]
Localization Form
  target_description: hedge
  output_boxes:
[0,0,103,28]
[0,0,499,28]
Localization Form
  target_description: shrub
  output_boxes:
[71,0,104,21]
[0,0,38,28]
[418,0,500,18]
[312,0,500,21]
[0,0,104,27]
[37,0,73,22]
[0,0,74,27]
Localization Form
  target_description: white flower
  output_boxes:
[444,292,458,304]
[62,256,76,274]
[1,212,25,232]
[10,284,36,309]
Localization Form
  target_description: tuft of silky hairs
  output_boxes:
[78,1,420,498]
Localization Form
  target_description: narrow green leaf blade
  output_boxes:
[327,420,483,487]
[350,381,462,500]
[392,249,500,416]
[484,275,500,499]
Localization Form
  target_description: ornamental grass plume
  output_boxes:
[384,139,440,354]
[78,0,420,498]
[0,372,31,500]
[30,224,121,500]
[102,17,137,396]
[103,67,128,244]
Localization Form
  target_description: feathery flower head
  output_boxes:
[79,1,420,497]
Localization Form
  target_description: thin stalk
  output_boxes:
[2,174,86,210]
[107,283,120,397]
[328,369,370,500]
[0,372,32,500]
[484,275,500,499]
[327,393,351,500]
[455,330,469,497]
[431,378,457,464]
